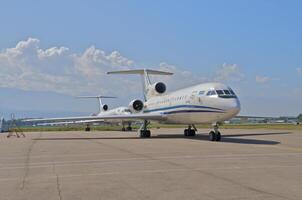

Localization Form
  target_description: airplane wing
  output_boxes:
[37,119,106,126]
[23,113,166,123]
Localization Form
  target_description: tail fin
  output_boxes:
[76,95,116,113]
[107,69,173,100]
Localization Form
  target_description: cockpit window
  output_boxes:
[216,90,224,95]
[215,89,237,98]
[223,90,230,95]
[207,90,216,96]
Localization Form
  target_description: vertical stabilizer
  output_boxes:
[76,95,116,114]
[107,69,173,100]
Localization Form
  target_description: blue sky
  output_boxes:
[0,0,301,118]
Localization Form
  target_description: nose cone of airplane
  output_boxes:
[226,98,241,118]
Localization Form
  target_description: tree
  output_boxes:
[298,114,302,122]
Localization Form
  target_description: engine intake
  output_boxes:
[102,104,108,111]
[155,82,166,94]
[129,99,144,112]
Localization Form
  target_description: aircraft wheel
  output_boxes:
[215,131,221,141]
[189,129,196,136]
[209,131,216,141]
[85,127,91,132]
[140,130,151,138]
[184,129,189,136]
[184,129,196,136]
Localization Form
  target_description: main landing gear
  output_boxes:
[184,124,196,136]
[209,123,221,141]
[122,123,132,131]
[85,124,91,132]
[140,120,151,138]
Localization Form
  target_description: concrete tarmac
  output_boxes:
[0,128,301,200]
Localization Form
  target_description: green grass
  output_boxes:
[13,123,302,132]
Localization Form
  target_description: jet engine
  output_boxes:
[102,104,109,111]
[128,99,144,113]
[148,82,166,95]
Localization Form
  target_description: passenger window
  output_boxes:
[210,90,216,95]
[206,91,212,96]
[229,89,235,95]
[199,91,205,95]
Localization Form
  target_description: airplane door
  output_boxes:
[190,91,198,104]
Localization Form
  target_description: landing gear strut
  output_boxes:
[184,125,196,136]
[122,123,132,131]
[85,124,91,132]
[126,122,132,131]
[122,123,126,131]
[209,123,221,141]
[140,120,151,138]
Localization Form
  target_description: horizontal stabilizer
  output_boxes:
[107,69,173,75]
[76,96,116,99]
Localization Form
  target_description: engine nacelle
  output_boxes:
[128,99,144,113]
[147,82,166,96]
[102,104,108,111]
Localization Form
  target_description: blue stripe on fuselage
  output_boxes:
[143,105,224,113]
[163,109,225,114]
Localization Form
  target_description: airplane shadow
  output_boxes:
[34,131,291,145]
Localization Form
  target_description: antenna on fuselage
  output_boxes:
[107,69,173,101]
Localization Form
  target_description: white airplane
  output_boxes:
[35,95,134,131]
[25,69,240,141]
[76,95,134,131]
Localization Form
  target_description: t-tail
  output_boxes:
[76,95,116,114]
[107,69,173,101]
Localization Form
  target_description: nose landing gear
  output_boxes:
[140,120,151,138]
[209,124,221,141]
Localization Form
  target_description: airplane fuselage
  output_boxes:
[144,82,240,124]
[97,106,132,124]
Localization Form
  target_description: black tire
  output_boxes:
[122,127,126,131]
[85,127,91,132]
[145,130,151,137]
[140,130,151,138]
[189,129,196,136]
[184,129,189,136]
[215,131,221,141]
[209,131,216,141]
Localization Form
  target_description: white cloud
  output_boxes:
[0,37,205,100]
[297,68,302,75]
[214,63,244,82]
[255,76,270,84]
[0,38,135,96]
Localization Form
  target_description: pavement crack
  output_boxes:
[19,132,41,190]
[53,164,63,200]
[55,173,63,200]
[77,133,294,200]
